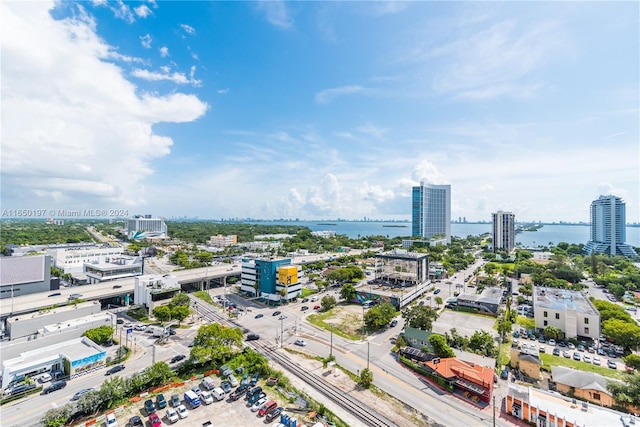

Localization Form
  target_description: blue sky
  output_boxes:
[2,1,638,223]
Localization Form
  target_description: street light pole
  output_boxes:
[330,324,333,358]
[367,341,370,370]
[280,318,284,349]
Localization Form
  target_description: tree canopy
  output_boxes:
[320,295,337,311]
[190,323,243,364]
[429,334,455,358]
[340,283,357,301]
[402,305,439,331]
[364,303,396,331]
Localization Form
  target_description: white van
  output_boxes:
[211,387,225,401]
[200,390,214,405]
[201,377,216,391]
[105,413,117,427]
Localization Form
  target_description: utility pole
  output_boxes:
[280,318,284,348]
[330,324,334,358]
[367,341,370,370]
[492,394,496,427]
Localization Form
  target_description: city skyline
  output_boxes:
[2,2,638,223]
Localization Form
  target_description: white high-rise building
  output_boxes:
[584,195,636,258]
[492,211,516,253]
[125,215,167,240]
[411,182,451,244]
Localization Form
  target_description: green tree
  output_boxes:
[340,283,357,301]
[429,334,455,358]
[99,375,127,409]
[170,292,191,307]
[402,305,439,331]
[435,296,443,307]
[607,371,640,408]
[359,368,374,388]
[320,295,337,311]
[145,362,174,387]
[170,305,191,324]
[623,354,640,371]
[83,325,114,345]
[41,404,75,427]
[364,303,396,331]
[602,318,640,349]
[152,305,172,323]
[496,318,513,343]
[75,390,104,416]
[516,315,536,331]
[190,323,243,364]
[543,326,564,341]
[608,283,626,300]
[469,330,496,356]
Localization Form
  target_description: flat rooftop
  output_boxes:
[457,287,502,304]
[534,287,598,315]
[3,337,104,370]
[509,383,636,427]
[6,301,100,324]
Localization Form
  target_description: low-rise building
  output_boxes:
[311,230,336,238]
[2,337,106,386]
[133,274,181,314]
[533,287,600,340]
[551,366,619,408]
[47,245,124,275]
[506,383,637,427]
[403,326,432,350]
[375,249,429,285]
[456,287,502,316]
[0,255,55,300]
[207,235,237,248]
[509,347,542,380]
[423,357,494,404]
[84,255,143,283]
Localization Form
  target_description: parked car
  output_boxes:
[255,314,264,319]
[166,407,179,423]
[38,373,52,383]
[294,339,307,346]
[251,397,268,412]
[266,406,284,422]
[240,373,249,386]
[552,348,561,356]
[156,393,167,409]
[129,416,144,427]
[200,390,214,405]
[301,298,310,303]
[567,343,576,350]
[249,373,259,387]
[247,392,266,406]
[390,319,398,327]
[500,369,509,380]
[227,375,238,387]
[171,394,181,407]
[272,311,281,317]
[221,381,232,393]
[135,324,147,331]
[105,365,125,375]
[148,413,162,427]
[230,385,249,401]
[563,350,571,358]
[124,322,133,328]
[246,334,260,341]
[593,357,601,366]
[144,399,156,415]
[434,289,441,294]
[573,352,581,361]
[548,339,556,346]
[43,380,67,394]
[258,400,278,417]
[608,360,618,369]
[301,306,309,311]
[583,355,592,364]
[176,404,188,419]
[247,386,263,399]
[313,305,320,310]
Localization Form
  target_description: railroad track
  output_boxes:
[189,296,396,427]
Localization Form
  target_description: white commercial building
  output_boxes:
[533,287,600,340]
[134,274,181,314]
[0,255,53,299]
[47,246,124,274]
[125,215,168,240]
[311,230,336,238]
[84,255,143,283]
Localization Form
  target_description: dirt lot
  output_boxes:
[431,310,498,339]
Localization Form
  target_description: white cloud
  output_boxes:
[180,23,196,35]
[159,46,169,57]
[134,4,152,18]
[1,1,208,209]
[356,122,389,139]
[131,68,201,87]
[315,85,368,104]
[411,159,448,185]
[370,1,408,16]
[140,33,152,48]
[256,0,293,29]
[304,174,342,215]
[217,88,230,94]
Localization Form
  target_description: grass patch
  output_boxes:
[193,290,214,304]
[301,288,317,298]
[496,342,511,368]
[540,353,625,379]
[307,308,363,341]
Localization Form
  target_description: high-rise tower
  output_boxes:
[411,182,451,244]
[584,195,636,257]
[492,211,515,253]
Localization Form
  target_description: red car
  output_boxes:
[313,305,320,310]
[149,412,162,427]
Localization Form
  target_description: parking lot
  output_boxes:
[431,310,498,339]
[114,379,291,427]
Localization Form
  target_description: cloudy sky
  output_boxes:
[2,1,638,222]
